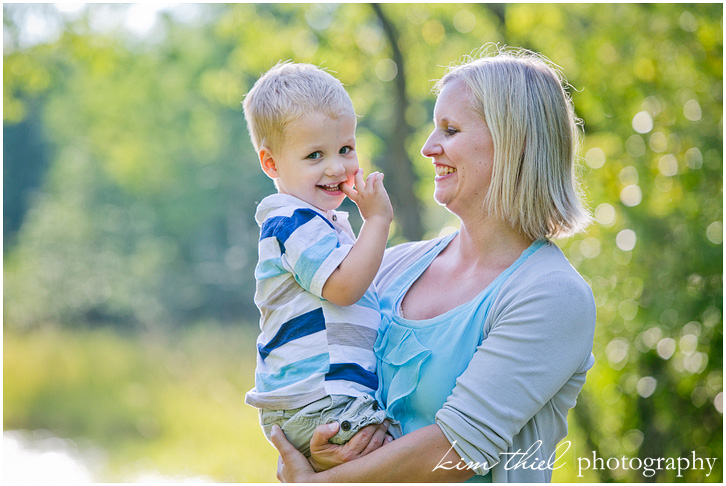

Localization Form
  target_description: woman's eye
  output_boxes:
[444,127,459,137]
[306,151,323,160]
[339,146,353,155]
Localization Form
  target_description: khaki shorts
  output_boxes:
[260,394,402,457]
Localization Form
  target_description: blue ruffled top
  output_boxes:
[374,234,546,481]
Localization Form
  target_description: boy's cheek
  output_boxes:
[345,173,356,188]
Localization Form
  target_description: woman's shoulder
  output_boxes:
[521,240,587,278]
[502,240,595,306]
[493,240,596,338]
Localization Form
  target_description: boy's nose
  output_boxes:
[325,158,346,176]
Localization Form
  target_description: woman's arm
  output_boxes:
[271,423,476,482]
[436,269,597,470]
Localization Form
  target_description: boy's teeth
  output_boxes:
[435,165,457,176]
[320,184,341,191]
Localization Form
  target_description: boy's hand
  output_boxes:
[341,169,393,224]
[323,168,392,306]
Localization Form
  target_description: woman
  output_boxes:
[270,45,596,483]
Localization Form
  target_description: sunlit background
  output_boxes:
[4,3,722,482]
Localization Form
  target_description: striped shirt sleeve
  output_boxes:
[260,207,353,298]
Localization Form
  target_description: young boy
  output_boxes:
[242,62,400,457]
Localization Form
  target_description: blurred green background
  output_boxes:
[3,3,722,482]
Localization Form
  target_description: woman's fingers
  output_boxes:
[269,424,295,457]
[269,426,304,466]
[270,425,315,482]
[276,456,284,482]
[305,420,393,473]
[342,422,386,457]
[360,420,390,456]
[308,422,355,472]
[310,422,340,450]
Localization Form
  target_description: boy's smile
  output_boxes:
[260,111,359,212]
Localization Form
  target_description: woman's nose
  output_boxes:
[421,132,441,158]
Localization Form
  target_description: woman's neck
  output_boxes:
[454,215,533,269]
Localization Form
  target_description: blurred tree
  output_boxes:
[370,3,423,241]
[3,5,56,248]
[3,106,50,246]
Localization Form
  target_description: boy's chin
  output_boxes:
[317,197,346,212]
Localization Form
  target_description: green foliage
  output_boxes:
[4,3,722,482]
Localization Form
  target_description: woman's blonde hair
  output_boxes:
[435,44,591,240]
[243,61,355,154]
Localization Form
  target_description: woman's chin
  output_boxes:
[433,189,453,208]
[435,195,471,218]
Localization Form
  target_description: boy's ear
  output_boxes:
[259,147,279,179]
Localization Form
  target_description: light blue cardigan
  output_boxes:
[374,236,596,483]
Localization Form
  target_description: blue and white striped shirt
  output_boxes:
[245,194,381,410]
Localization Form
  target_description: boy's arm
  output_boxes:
[322,170,392,307]
[321,214,389,306]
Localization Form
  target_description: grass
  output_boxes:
[3,323,280,482]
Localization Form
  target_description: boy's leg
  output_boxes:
[321,395,402,444]
[260,395,403,456]
[260,396,335,457]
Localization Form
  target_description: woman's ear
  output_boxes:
[259,147,279,179]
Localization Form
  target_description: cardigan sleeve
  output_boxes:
[435,269,596,475]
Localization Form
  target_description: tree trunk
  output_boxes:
[370,3,423,242]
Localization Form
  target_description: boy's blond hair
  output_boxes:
[435,44,591,240]
[243,62,355,154]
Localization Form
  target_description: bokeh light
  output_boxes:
[453,9,476,33]
[637,377,657,398]
[685,147,703,169]
[620,185,642,207]
[683,99,702,121]
[616,229,637,251]
[625,135,646,157]
[657,338,676,360]
[375,58,398,82]
[595,203,617,226]
[631,111,653,134]
[648,131,668,153]
[585,147,606,169]
[658,154,679,176]
[706,221,723,245]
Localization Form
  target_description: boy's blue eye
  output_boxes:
[306,151,323,160]
[339,146,353,155]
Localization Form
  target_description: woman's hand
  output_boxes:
[270,425,317,483]
[269,421,393,482]
[308,421,392,472]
